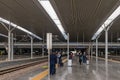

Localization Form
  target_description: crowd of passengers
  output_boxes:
[50,50,89,75]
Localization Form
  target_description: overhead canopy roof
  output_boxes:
[0,0,119,42]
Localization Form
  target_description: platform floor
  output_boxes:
[42,75,48,80]
[51,57,120,80]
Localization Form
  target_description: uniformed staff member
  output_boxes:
[50,51,57,75]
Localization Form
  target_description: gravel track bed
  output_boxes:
[0,56,47,70]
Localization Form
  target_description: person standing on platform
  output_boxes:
[79,52,83,65]
[68,52,73,66]
[82,52,87,64]
[57,52,63,67]
[57,52,60,66]
[69,52,73,60]
[50,52,57,75]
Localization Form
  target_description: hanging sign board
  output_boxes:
[47,33,52,49]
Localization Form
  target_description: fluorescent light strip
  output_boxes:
[54,19,61,25]
[92,5,120,40]
[38,0,68,40]
[0,17,42,40]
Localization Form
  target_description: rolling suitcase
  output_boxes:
[68,59,72,66]
[87,60,89,65]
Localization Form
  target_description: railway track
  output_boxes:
[0,58,48,75]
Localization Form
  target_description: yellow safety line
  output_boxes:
[32,69,48,80]
[31,58,67,80]
[95,57,120,63]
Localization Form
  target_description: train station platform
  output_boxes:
[51,57,120,80]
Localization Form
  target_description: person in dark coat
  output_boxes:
[69,52,73,60]
[82,52,87,63]
[50,52,57,75]
[79,52,83,65]
[57,52,63,67]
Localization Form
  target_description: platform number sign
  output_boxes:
[47,33,52,49]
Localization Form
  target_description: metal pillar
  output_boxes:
[88,43,91,60]
[46,33,52,80]
[95,38,98,72]
[67,33,69,65]
[105,60,108,80]
[8,31,14,61]
[104,28,110,80]
[111,32,113,43]
[11,33,14,60]
[42,44,44,56]
[42,34,44,56]
[96,38,98,61]
[104,23,113,63]
[105,29,108,62]
[48,49,50,80]
[30,36,33,59]
[8,31,11,61]
[0,22,15,61]
[90,42,93,59]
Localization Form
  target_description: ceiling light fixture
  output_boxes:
[0,17,42,40]
[92,5,120,40]
[38,0,68,40]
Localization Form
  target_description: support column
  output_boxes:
[91,43,93,59]
[46,33,52,80]
[8,31,11,61]
[105,29,108,63]
[42,34,44,56]
[96,38,98,72]
[67,33,69,65]
[104,22,113,63]
[88,43,91,60]
[96,39,98,61]
[11,33,14,60]
[0,22,15,61]
[42,44,44,56]
[30,37,33,59]
[105,30,109,80]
